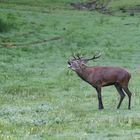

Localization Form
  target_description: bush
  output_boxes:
[0,15,16,33]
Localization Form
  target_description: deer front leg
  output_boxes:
[96,87,104,109]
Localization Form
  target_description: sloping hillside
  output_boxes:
[0,0,140,139]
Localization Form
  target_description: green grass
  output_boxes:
[109,0,140,9]
[0,0,140,139]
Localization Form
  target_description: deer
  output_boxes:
[67,53,132,110]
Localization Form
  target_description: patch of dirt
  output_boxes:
[70,0,112,15]
[2,42,16,48]
[0,36,63,48]
[30,36,63,45]
[70,0,140,16]
[119,6,140,16]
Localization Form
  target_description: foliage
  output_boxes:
[0,14,16,32]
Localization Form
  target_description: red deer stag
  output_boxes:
[68,53,132,110]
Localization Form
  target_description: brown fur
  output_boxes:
[68,57,132,110]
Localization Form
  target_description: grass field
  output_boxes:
[0,0,140,139]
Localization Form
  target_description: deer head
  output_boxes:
[67,53,101,71]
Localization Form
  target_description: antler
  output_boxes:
[71,53,101,61]
[72,53,82,60]
[72,52,77,59]
[84,53,101,62]
[77,53,83,59]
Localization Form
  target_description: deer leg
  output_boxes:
[96,87,104,109]
[115,84,125,109]
[122,86,132,110]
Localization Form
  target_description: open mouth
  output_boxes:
[67,61,71,68]
[67,64,71,68]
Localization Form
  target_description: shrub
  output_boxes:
[0,14,16,32]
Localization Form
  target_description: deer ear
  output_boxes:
[80,62,86,69]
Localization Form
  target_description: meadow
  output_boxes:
[0,0,140,139]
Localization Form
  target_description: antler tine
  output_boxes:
[71,53,85,60]
[77,53,81,59]
[72,52,77,59]
[84,52,101,61]
[73,55,77,59]
[93,52,101,59]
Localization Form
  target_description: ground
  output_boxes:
[0,0,140,139]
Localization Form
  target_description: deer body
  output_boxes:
[76,66,130,87]
[68,54,132,110]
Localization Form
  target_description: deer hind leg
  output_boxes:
[122,86,132,110]
[115,84,125,109]
[96,87,104,109]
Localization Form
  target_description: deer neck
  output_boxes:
[75,65,89,81]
